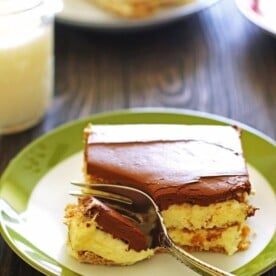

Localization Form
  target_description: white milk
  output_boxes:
[0,27,53,134]
[0,0,60,134]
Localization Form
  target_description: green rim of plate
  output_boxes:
[0,108,275,276]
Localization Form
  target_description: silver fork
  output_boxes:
[70,182,235,276]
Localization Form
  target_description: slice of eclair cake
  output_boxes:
[65,124,256,265]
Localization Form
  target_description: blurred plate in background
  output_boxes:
[57,0,220,30]
[235,0,276,36]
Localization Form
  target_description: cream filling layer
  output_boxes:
[67,217,154,265]
[161,199,250,230]
[168,224,249,255]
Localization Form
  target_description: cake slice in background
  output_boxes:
[87,0,194,18]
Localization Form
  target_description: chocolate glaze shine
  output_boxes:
[80,196,149,252]
[85,125,251,210]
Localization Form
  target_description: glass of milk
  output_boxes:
[0,0,62,134]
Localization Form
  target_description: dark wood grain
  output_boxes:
[0,0,275,275]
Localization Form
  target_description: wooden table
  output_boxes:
[0,0,275,275]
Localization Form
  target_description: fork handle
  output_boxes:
[159,232,235,276]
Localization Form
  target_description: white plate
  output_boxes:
[57,0,219,30]
[235,0,276,36]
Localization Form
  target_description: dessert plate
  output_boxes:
[0,109,275,276]
[235,0,276,36]
[57,0,219,30]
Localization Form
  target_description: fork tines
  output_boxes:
[70,181,133,205]
[70,181,146,224]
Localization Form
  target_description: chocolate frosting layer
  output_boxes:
[80,196,148,251]
[85,124,251,210]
